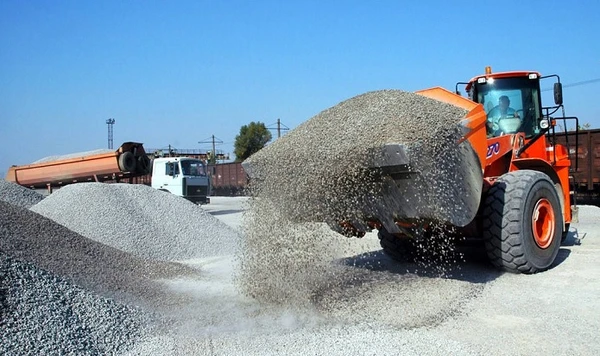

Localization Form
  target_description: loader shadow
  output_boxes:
[560,227,583,247]
[337,237,573,284]
[337,246,502,284]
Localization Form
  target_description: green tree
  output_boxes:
[234,121,272,162]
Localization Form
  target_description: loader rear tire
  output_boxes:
[118,152,136,172]
[482,170,563,274]
[378,228,416,262]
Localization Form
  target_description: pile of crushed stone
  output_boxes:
[0,180,45,208]
[30,183,241,261]
[0,200,201,354]
[32,148,115,164]
[0,200,196,306]
[238,90,470,304]
[0,253,150,355]
[243,89,469,229]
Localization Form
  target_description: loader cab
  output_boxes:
[468,72,543,138]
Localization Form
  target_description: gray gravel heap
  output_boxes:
[0,180,45,208]
[1,200,196,307]
[243,89,469,228]
[0,253,151,356]
[30,183,241,261]
[238,90,470,304]
[32,148,115,164]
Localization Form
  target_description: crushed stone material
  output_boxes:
[31,148,115,164]
[30,182,241,261]
[0,253,151,356]
[238,89,470,304]
[0,200,196,307]
[0,180,45,208]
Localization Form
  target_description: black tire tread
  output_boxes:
[482,170,562,274]
[118,152,136,172]
[378,229,415,262]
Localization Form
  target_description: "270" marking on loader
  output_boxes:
[486,142,500,158]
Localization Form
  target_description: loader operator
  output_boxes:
[486,95,520,136]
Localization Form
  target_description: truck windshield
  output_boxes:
[473,76,541,138]
[180,160,207,176]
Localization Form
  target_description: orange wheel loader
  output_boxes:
[373,67,580,274]
[242,67,579,274]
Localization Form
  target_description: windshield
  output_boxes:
[473,77,541,138]
[180,159,207,176]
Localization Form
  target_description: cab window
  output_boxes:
[180,160,206,176]
[474,77,541,138]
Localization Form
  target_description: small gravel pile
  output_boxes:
[238,90,470,304]
[32,148,115,164]
[0,180,45,208]
[0,253,151,355]
[30,183,241,261]
[1,200,196,306]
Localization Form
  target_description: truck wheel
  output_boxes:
[482,170,563,274]
[137,155,151,174]
[378,228,416,262]
[118,152,136,172]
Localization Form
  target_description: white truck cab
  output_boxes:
[151,157,211,204]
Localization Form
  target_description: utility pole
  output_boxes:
[106,118,115,149]
[267,118,290,138]
[199,135,223,164]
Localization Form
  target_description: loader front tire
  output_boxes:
[378,228,416,262]
[482,170,563,274]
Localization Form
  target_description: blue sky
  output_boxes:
[1,0,599,175]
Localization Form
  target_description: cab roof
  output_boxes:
[465,70,542,91]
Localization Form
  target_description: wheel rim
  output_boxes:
[532,198,555,249]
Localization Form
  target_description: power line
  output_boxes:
[266,118,290,138]
[199,135,224,163]
[542,77,600,91]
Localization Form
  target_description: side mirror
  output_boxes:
[166,162,174,176]
[553,82,563,105]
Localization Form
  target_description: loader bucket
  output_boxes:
[242,89,488,236]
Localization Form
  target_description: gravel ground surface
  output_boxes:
[124,197,600,356]
[30,183,241,261]
[31,148,114,164]
[0,253,151,356]
[0,180,45,208]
